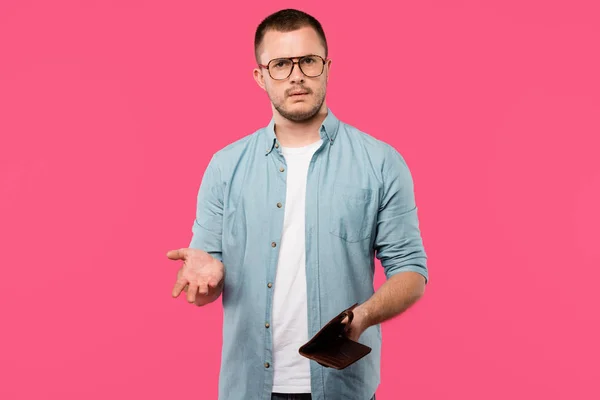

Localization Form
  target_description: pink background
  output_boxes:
[1,1,599,399]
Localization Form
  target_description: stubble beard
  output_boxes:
[271,87,326,123]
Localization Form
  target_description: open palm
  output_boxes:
[167,248,224,306]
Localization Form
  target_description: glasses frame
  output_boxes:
[258,54,328,81]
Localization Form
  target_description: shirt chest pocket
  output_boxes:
[329,184,378,242]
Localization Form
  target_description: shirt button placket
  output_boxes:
[265,156,283,380]
[267,238,276,371]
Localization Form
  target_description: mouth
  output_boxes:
[287,87,311,97]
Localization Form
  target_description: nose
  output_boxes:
[289,62,305,84]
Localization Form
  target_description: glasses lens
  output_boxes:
[299,56,324,77]
[268,59,293,80]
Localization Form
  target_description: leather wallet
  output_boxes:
[298,303,372,369]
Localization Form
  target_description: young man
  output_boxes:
[167,8,428,400]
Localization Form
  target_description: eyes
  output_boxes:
[264,55,326,80]
[272,61,288,69]
[270,56,320,70]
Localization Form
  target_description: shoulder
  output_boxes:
[207,128,264,170]
[338,120,410,172]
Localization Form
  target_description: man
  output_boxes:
[167,8,428,400]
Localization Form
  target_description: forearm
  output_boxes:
[358,271,426,327]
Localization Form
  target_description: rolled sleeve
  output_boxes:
[374,146,428,283]
[189,154,224,262]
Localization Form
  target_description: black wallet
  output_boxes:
[298,303,372,369]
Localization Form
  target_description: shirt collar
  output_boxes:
[264,108,340,155]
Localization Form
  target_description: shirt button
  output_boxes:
[276,202,282,208]
[279,167,285,172]
[265,322,270,328]
[275,143,279,148]
[264,362,270,368]
[271,242,277,247]
[267,282,273,288]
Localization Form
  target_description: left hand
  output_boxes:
[341,305,371,342]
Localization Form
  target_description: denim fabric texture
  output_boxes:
[189,109,428,400]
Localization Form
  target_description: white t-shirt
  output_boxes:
[271,139,323,393]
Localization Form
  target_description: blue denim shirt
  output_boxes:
[189,109,428,400]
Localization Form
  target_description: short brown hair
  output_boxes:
[254,9,328,63]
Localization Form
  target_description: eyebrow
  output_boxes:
[270,54,322,60]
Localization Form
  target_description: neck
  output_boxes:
[272,105,327,147]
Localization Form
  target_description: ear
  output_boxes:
[253,67,267,91]
[325,58,332,83]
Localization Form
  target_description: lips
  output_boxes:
[288,87,311,97]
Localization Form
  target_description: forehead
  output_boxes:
[260,26,325,62]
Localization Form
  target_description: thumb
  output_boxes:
[166,248,188,260]
[341,316,352,334]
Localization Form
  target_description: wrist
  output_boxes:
[355,304,375,329]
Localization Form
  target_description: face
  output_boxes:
[253,26,331,122]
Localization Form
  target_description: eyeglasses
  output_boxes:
[258,54,327,80]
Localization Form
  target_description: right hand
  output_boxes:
[166,248,225,306]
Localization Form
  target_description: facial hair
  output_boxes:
[270,84,326,122]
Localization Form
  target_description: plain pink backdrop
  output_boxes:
[1,1,599,399]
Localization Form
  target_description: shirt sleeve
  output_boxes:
[374,145,428,283]
[188,154,224,262]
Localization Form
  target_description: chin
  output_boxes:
[287,101,310,109]
[274,95,324,122]
[283,107,320,122]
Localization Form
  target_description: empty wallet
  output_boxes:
[298,303,372,370]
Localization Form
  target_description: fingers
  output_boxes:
[186,283,199,303]
[198,281,210,296]
[166,248,188,260]
[168,249,221,304]
[172,278,188,298]
[341,316,352,334]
